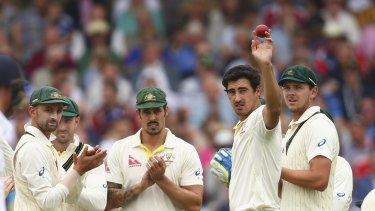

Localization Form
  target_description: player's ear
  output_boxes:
[28,106,36,117]
[75,116,80,125]
[164,106,168,117]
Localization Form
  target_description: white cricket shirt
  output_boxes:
[281,106,340,211]
[333,156,353,211]
[106,128,204,211]
[0,151,6,211]
[229,105,282,210]
[362,189,375,211]
[0,111,15,177]
[56,135,107,211]
[13,125,81,210]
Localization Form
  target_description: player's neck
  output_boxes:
[141,128,167,151]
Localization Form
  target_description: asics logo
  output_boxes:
[39,167,45,176]
[317,139,327,147]
[337,192,345,197]
[195,168,201,176]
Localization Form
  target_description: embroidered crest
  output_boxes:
[287,69,294,76]
[51,92,62,98]
[144,93,156,102]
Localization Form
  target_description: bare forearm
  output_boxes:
[261,62,281,113]
[156,176,202,211]
[281,167,328,191]
[105,184,144,210]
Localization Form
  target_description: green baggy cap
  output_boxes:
[136,87,167,109]
[29,86,68,106]
[62,97,80,117]
[278,65,317,87]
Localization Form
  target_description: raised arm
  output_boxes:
[251,30,281,129]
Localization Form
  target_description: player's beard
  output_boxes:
[55,131,72,144]
[145,121,162,135]
[36,114,58,132]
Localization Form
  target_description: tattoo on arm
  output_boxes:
[106,182,141,209]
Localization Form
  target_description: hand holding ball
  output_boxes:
[254,24,270,42]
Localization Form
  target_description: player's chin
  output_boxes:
[46,125,58,132]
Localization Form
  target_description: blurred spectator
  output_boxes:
[64,0,109,30]
[26,25,75,79]
[259,0,308,68]
[30,44,74,87]
[99,116,136,154]
[91,80,131,144]
[78,19,121,81]
[45,0,74,41]
[353,148,375,202]
[12,0,49,63]
[321,0,361,45]
[187,73,236,128]
[114,0,165,51]
[86,61,133,112]
[0,0,19,55]
[345,118,372,178]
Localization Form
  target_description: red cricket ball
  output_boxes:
[255,24,270,38]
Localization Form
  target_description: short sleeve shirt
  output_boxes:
[106,128,203,211]
[229,105,282,210]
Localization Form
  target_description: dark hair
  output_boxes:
[222,65,260,91]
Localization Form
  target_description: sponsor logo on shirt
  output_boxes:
[317,139,327,147]
[129,155,142,167]
[195,168,201,176]
[240,130,246,136]
[337,192,345,197]
[105,161,110,173]
[39,167,45,176]
[163,153,175,164]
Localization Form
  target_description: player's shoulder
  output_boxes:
[19,139,46,151]
[110,135,136,149]
[16,140,49,160]
[336,156,351,170]
[308,112,336,130]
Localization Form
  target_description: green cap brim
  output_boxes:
[62,111,79,117]
[278,77,309,86]
[136,102,166,109]
[35,99,69,106]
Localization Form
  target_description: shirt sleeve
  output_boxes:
[17,142,69,209]
[362,190,375,211]
[77,163,107,210]
[0,138,14,176]
[0,152,6,211]
[332,157,353,211]
[306,116,338,162]
[106,142,124,184]
[180,145,204,186]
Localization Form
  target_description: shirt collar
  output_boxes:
[233,105,264,130]
[131,128,175,149]
[24,123,52,147]
[289,106,320,126]
[66,135,81,151]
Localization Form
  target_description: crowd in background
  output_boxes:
[1,0,375,210]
